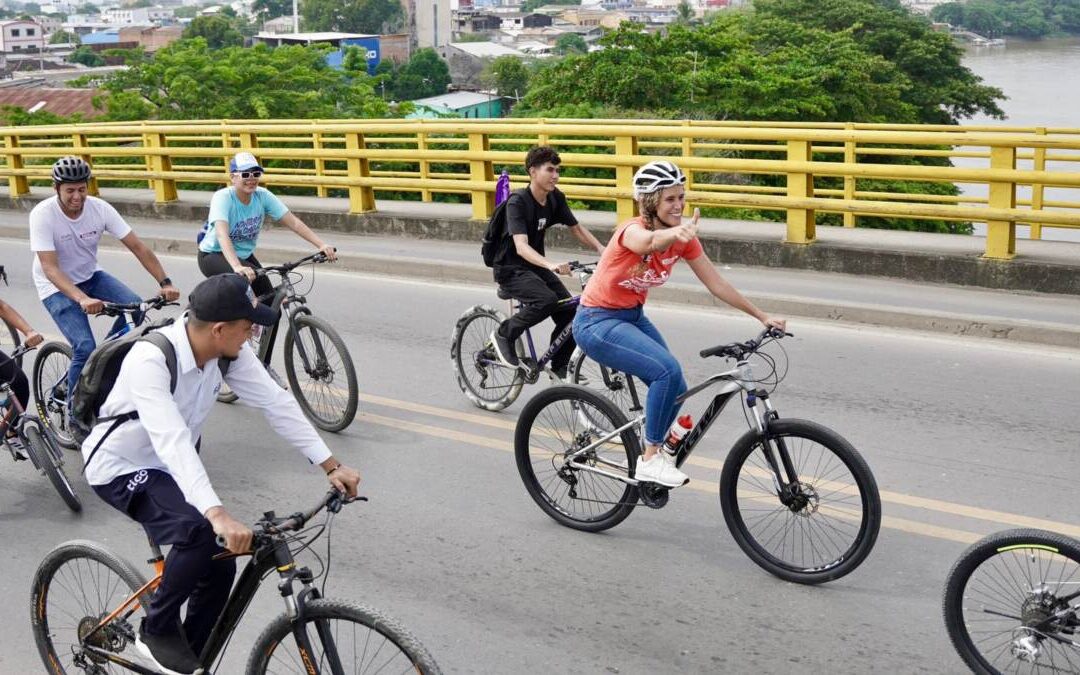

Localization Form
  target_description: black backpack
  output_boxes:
[481,188,530,267]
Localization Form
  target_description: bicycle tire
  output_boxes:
[1,317,22,367]
[515,385,640,532]
[943,528,1080,675]
[569,348,641,422]
[283,314,358,432]
[32,341,76,450]
[24,421,81,512]
[719,419,881,584]
[450,304,525,411]
[245,598,442,675]
[31,540,154,674]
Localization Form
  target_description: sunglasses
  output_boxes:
[235,170,263,179]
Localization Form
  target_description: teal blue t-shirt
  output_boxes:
[198,187,288,259]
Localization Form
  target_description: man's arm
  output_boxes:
[568,224,605,255]
[0,298,42,346]
[118,232,180,301]
[37,250,103,313]
[507,196,570,275]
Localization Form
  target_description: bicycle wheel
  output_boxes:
[450,305,525,411]
[246,598,442,675]
[943,529,1080,675]
[569,347,641,422]
[0,317,22,367]
[515,385,640,532]
[32,341,76,450]
[31,540,156,674]
[283,314,358,432]
[24,421,81,512]
[719,419,881,584]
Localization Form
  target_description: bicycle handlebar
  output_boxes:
[215,489,366,551]
[98,296,176,318]
[699,327,793,360]
[255,249,336,278]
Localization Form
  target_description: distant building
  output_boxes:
[0,87,102,118]
[406,0,452,50]
[261,15,295,34]
[101,7,175,25]
[253,31,383,74]
[442,40,526,88]
[119,25,183,51]
[498,12,553,30]
[0,20,45,52]
[408,91,503,118]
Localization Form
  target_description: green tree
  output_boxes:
[676,0,695,25]
[389,47,450,99]
[68,45,105,67]
[182,15,243,49]
[521,0,578,13]
[91,39,393,120]
[252,0,291,18]
[553,32,587,55]
[930,3,965,26]
[302,0,404,33]
[49,29,78,44]
[484,54,530,99]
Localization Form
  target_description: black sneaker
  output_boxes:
[490,329,520,368]
[136,619,199,675]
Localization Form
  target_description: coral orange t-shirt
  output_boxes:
[581,218,704,309]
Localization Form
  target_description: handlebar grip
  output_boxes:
[699,345,724,359]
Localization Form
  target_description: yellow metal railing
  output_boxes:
[4,118,1080,260]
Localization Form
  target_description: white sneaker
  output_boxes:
[634,452,689,487]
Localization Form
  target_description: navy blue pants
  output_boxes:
[93,469,235,656]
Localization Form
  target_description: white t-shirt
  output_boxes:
[29,195,133,300]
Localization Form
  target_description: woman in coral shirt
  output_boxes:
[573,160,786,488]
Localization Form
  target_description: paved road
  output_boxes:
[0,242,1077,673]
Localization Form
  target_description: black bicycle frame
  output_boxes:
[256,275,327,378]
[519,295,579,369]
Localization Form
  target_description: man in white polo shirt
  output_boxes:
[29,156,181,403]
[85,273,361,675]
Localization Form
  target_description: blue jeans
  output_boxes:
[573,305,687,445]
[42,270,141,399]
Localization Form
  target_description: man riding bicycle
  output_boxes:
[490,146,605,381]
[0,296,43,455]
[30,156,181,403]
[83,273,361,675]
[197,152,337,380]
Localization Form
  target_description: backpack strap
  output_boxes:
[81,332,179,474]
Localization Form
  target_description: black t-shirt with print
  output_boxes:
[495,187,578,270]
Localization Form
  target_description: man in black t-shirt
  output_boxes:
[491,146,605,380]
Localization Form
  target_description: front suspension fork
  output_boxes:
[746,391,801,503]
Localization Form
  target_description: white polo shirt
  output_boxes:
[81,315,333,515]
[28,195,133,300]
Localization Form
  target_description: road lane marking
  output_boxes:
[360,411,987,545]
[360,393,1080,539]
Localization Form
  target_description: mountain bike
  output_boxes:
[30,489,443,674]
[451,261,640,415]
[31,296,175,450]
[943,528,1080,674]
[514,327,882,585]
[1,342,80,512]
[216,252,358,433]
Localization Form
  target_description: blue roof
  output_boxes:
[81,29,120,45]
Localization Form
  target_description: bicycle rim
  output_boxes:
[285,315,358,432]
[946,531,1080,674]
[33,344,75,449]
[721,421,880,583]
[451,307,523,410]
[25,424,80,512]
[570,351,640,422]
[515,387,639,531]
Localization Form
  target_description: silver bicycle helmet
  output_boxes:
[632,160,686,199]
[52,156,92,184]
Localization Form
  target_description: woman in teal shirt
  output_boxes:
[197,152,337,358]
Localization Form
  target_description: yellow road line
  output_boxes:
[360,411,986,545]
[361,392,1080,539]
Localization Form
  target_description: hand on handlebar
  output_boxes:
[79,297,104,314]
[158,283,180,302]
[319,244,338,262]
[24,330,43,348]
[207,506,253,554]
[233,266,257,283]
[326,463,361,498]
[761,316,787,334]
[550,262,571,276]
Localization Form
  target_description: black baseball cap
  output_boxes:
[189,273,278,325]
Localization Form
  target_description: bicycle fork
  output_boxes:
[746,391,809,511]
[272,544,343,675]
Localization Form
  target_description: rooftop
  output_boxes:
[412,91,501,109]
[447,41,527,58]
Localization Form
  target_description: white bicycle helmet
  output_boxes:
[632,160,686,199]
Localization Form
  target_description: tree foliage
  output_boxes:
[382,48,450,100]
[484,55,530,99]
[68,45,105,67]
[301,0,404,33]
[553,32,587,55]
[182,15,244,49]
[931,0,1080,37]
[88,39,393,120]
[252,0,292,19]
[49,29,78,44]
[524,0,1003,125]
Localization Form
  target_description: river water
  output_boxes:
[957,37,1080,241]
